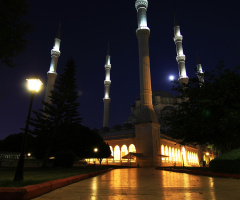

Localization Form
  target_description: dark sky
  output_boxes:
[0,0,239,139]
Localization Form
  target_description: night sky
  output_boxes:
[0,0,239,139]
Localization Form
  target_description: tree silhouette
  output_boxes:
[163,63,240,153]
[0,0,32,67]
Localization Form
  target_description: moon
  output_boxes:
[169,75,175,81]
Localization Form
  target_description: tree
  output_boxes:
[163,64,240,153]
[31,58,81,161]
[95,142,111,165]
[30,58,110,165]
[0,133,33,153]
[67,125,111,162]
[84,129,111,165]
[0,0,33,67]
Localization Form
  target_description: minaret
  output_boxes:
[44,25,61,104]
[173,13,188,85]
[134,0,160,167]
[196,53,204,84]
[103,45,111,128]
[135,0,158,124]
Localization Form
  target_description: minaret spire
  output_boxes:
[44,25,61,104]
[103,44,111,128]
[173,13,188,85]
[107,43,110,56]
[196,52,204,84]
[174,11,179,27]
[135,0,158,123]
[56,23,61,39]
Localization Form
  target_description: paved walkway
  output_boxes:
[33,168,240,200]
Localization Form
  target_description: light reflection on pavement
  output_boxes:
[33,168,240,200]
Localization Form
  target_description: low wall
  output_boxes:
[0,159,53,168]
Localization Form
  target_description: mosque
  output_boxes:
[44,0,215,167]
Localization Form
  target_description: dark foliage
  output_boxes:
[30,58,110,162]
[210,148,240,173]
[0,133,33,153]
[0,0,33,67]
[162,63,240,153]
[210,159,240,173]
[30,58,81,160]
[54,151,76,168]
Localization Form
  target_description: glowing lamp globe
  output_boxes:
[27,77,43,92]
[94,148,98,153]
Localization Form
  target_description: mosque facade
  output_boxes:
[98,0,214,167]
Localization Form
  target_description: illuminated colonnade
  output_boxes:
[88,144,137,164]
[161,144,199,166]
[87,141,199,166]
[110,144,136,163]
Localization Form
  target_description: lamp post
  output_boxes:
[94,148,98,165]
[14,77,42,181]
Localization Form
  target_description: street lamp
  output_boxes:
[93,148,98,165]
[13,76,42,181]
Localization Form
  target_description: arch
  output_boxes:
[195,153,198,164]
[109,146,113,156]
[165,146,168,162]
[175,149,178,161]
[169,147,172,161]
[161,145,165,155]
[172,148,175,161]
[165,146,168,156]
[129,144,136,153]
[121,145,128,161]
[161,145,165,161]
[129,144,136,161]
[114,145,120,162]
[182,147,186,166]
[178,149,181,162]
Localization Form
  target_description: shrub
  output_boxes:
[54,151,76,168]
[210,148,240,173]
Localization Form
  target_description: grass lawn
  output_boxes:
[0,165,112,187]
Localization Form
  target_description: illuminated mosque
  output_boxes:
[44,0,215,167]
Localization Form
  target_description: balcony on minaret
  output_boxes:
[135,0,148,10]
[174,35,183,43]
[104,80,111,85]
[103,97,111,101]
[176,55,185,62]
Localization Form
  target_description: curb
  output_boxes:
[158,168,240,179]
[0,168,113,200]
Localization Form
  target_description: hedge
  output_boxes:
[210,148,240,173]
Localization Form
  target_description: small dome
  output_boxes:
[161,106,175,111]
[153,90,175,98]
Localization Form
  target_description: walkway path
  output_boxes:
[33,168,240,200]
